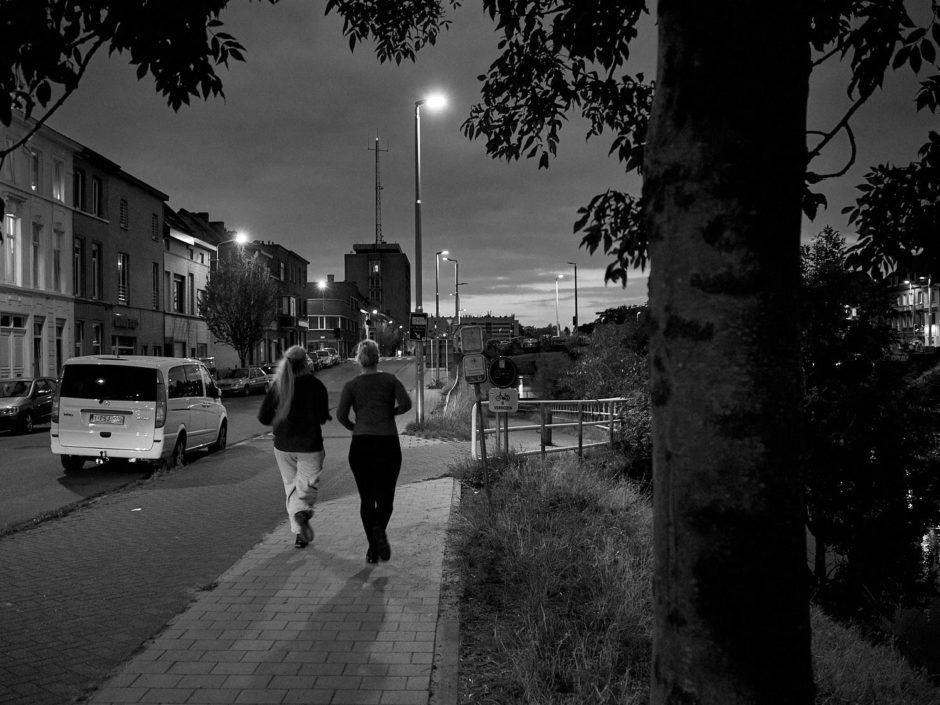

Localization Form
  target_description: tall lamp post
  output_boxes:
[443,256,459,323]
[434,250,448,384]
[455,282,468,324]
[566,261,578,331]
[554,274,564,335]
[414,92,447,424]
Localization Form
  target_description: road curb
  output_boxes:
[430,478,462,705]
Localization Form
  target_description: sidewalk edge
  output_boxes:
[429,477,462,705]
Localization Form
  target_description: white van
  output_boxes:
[51,355,227,473]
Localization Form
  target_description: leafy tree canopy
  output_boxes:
[200,252,279,367]
[0,0,277,159]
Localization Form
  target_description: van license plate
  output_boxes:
[90,413,124,425]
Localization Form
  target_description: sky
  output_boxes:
[49,1,933,329]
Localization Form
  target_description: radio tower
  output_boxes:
[367,137,389,245]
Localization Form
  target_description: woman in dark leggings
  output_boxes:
[336,339,413,563]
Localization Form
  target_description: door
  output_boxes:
[183,363,213,447]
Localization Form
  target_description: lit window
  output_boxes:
[2,213,22,285]
[52,160,64,201]
[29,149,41,191]
[117,252,129,304]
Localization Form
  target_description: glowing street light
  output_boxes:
[414,91,447,424]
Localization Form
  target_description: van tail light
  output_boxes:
[51,393,60,424]
[155,372,167,428]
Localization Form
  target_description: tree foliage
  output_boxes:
[845,131,940,279]
[200,252,278,367]
[560,322,651,483]
[0,0,277,162]
[800,228,940,628]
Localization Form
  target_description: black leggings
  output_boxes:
[348,435,402,547]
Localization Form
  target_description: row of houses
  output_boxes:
[0,115,409,379]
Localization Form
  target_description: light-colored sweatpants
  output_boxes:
[274,449,325,534]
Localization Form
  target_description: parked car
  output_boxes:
[304,352,321,371]
[322,347,341,365]
[50,355,227,472]
[550,335,567,349]
[521,338,539,351]
[259,363,278,387]
[216,366,269,396]
[0,377,58,434]
[315,350,332,368]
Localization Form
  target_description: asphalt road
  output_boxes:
[0,358,416,535]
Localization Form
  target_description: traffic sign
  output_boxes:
[409,312,428,341]
[488,356,518,388]
[459,325,484,353]
[463,353,487,384]
[488,387,518,413]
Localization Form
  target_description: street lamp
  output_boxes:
[566,261,578,331]
[443,256,459,323]
[555,274,564,335]
[214,230,249,267]
[414,91,447,424]
[435,250,449,321]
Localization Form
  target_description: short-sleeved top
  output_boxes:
[337,371,412,436]
[257,374,330,452]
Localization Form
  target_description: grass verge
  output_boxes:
[448,450,940,704]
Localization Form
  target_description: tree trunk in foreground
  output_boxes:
[643,3,815,703]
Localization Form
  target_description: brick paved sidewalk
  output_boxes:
[88,477,460,705]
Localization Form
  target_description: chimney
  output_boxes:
[328,274,335,284]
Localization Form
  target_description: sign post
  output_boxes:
[408,311,429,423]
[488,356,519,454]
[461,350,490,499]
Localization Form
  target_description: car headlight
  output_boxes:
[0,407,18,416]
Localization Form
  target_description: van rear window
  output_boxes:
[59,365,158,402]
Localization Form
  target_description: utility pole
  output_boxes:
[367,137,389,245]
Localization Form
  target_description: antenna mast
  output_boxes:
[367,136,389,245]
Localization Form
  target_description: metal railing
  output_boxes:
[470,397,628,460]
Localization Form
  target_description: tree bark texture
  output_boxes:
[643,3,815,703]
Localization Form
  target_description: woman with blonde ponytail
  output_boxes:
[258,346,331,548]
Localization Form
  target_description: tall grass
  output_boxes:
[449,451,940,704]
[404,377,474,440]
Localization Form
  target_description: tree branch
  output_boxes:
[0,37,106,164]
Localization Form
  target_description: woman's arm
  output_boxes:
[393,378,413,416]
[314,378,332,425]
[257,388,277,425]
[336,384,356,431]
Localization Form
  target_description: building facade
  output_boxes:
[245,241,309,364]
[344,242,411,328]
[457,314,520,344]
[306,274,372,359]
[886,272,938,350]
[71,148,167,359]
[162,208,217,359]
[0,116,77,377]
